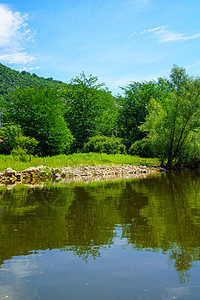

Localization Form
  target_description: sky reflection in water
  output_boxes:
[0,171,200,299]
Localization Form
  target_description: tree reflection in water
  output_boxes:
[0,171,200,283]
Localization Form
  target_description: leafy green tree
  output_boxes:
[61,72,117,151]
[141,66,200,167]
[3,85,73,156]
[117,79,171,149]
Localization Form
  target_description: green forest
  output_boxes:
[0,63,200,169]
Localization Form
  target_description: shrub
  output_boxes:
[15,135,39,154]
[11,147,31,162]
[83,135,126,154]
[129,139,154,158]
[0,125,22,154]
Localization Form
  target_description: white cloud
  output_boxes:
[0,52,35,64]
[107,74,159,88]
[140,25,200,43]
[0,4,35,64]
[128,32,137,38]
[18,66,41,72]
[140,26,165,35]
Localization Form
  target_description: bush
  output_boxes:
[0,125,22,154]
[11,147,31,162]
[83,135,126,154]
[129,139,154,158]
[15,135,39,154]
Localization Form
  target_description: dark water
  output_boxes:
[0,171,200,300]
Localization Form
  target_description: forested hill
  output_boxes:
[0,63,65,98]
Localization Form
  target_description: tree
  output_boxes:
[117,79,171,150]
[61,72,117,151]
[2,85,73,156]
[141,66,200,167]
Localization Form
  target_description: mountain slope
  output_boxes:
[0,63,65,99]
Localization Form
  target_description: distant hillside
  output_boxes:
[0,63,65,99]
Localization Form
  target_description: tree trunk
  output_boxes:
[166,156,174,169]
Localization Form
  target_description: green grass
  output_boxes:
[0,152,160,172]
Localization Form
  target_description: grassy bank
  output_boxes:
[0,153,160,172]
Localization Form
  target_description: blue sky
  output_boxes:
[0,0,200,95]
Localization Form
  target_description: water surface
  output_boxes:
[0,171,200,299]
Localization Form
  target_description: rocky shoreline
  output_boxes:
[0,164,165,186]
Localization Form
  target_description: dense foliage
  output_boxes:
[141,66,200,167]
[2,86,73,156]
[0,63,64,100]
[61,72,118,151]
[0,125,22,154]
[83,135,126,154]
[129,138,154,158]
[1,63,200,168]
[117,78,171,149]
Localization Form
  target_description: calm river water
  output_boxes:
[0,171,200,300]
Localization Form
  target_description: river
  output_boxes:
[0,171,200,299]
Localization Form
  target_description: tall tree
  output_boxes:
[117,78,171,149]
[2,85,73,156]
[61,72,117,151]
[141,66,200,167]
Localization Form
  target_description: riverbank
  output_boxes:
[0,153,160,172]
[0,164,165,186]
[0,153,164,186]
